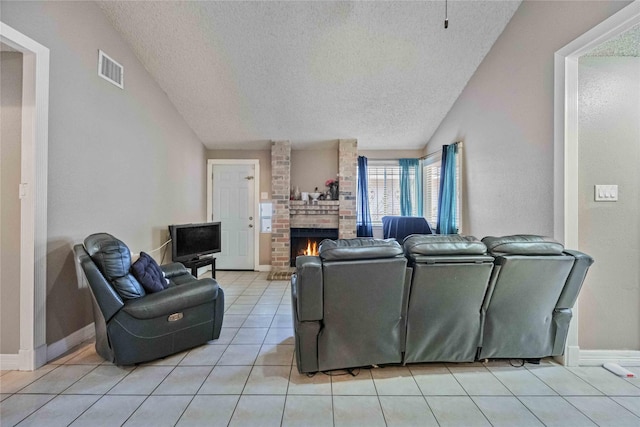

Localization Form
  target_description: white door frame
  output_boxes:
[0,22,49,370]
[207,159,260,271]
[553,0,640,366]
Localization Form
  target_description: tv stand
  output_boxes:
[182,256,216,279]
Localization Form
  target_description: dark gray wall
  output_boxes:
[2,1,207,346]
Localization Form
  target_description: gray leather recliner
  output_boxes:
[74,233,224,365]
[478,235,594,360]
[291,238,411,373]
[403,235,494,363]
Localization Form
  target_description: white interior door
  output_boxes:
[211,163,255,270]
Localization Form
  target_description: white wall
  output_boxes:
[578,56,640,350]
[426,0,631,239]
[0,51,23,354]
[2,1,208,345]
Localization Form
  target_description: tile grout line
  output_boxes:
[369,367,386,426]
[523,364,619,426]
[224,275,280,426]
[405,365,442,427]
[445,364,494,426]
[483,362,548,425]
[568,366,640,396]
[172,364,216,426]
[65,358,148,425]
[118,356,186,426]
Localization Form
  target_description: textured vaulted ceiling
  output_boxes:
[585,23,640,57]
[98,1,521,150]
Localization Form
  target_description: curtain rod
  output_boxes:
[419,141,463,160]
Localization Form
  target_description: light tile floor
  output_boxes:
[2,270,640,426]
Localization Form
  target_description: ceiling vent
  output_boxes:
[98,50,124,89]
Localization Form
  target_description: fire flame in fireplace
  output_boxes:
[303,239,319,256]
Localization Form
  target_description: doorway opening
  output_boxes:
[0,22,50,371]
[553,2,640,366]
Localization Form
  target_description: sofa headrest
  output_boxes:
[403,234,487,256]
[84,233,146,299]
[319,238,404,261]
[482,235,564,256]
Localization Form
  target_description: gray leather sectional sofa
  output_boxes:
[291,234,593,374]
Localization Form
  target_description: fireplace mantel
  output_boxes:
[290,200,339,229]
[290,200,339,211]
[270,139,357,272]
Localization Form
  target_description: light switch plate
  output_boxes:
[595,185,618,202]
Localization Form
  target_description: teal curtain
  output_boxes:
[356,156,373,237]
[399,158,420,216]
[436,144,458,234]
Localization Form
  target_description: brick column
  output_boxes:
[271,141,291,271]
[338,139,357,239]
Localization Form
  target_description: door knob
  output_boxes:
[249,224,253,228]
[249,216,253,220]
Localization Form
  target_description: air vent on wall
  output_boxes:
[98,50,124,89]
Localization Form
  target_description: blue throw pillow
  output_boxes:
[130,252,168,293]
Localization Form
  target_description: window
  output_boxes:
[366,160,418,224]
[423,154,441,226]
[423,150,462,232]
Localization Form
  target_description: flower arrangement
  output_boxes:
[325,178,339,200]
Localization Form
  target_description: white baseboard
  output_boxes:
[0,353,20,370]
[256,265,272,272]
[563,345,581,367]
[580,349,640,366]
[33,344,48,370]
[46,323,95,362]
[2,343,48,371]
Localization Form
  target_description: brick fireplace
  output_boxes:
[270,139,357,273]
[289,227,339,266]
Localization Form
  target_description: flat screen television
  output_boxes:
[168,222,221,263]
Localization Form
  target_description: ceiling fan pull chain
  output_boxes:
[444,0,449,29]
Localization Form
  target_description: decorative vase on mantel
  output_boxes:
[329,182,339,201]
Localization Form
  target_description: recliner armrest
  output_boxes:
[294,256,323,321]
[160,262,190,278]
[556,250,594,309]
[123,278,220,320]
